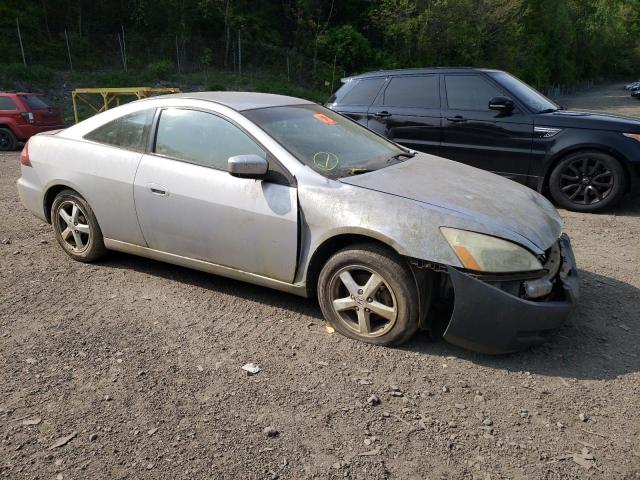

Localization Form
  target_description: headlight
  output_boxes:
[623,133,640,142]
[440,227,543,273]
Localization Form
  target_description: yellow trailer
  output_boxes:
[71,87,180,123]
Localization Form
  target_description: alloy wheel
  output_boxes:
[56,200,91,252]
[0,131,11,150]
[328,265,398,337]
[558,156,614,206]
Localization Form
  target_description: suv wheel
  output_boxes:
[51,189,106,262]
[0,128,17,151]
[317,244,420,346]
[549,151,627,212]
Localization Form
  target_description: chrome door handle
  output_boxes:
[148,183,168,196]
[373,111,391,118]
[447,116,466,122]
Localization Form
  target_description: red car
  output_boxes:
[0,93,64,151]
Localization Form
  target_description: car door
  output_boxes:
[440,74,533,183]
[133,107,298,283]
[366,75,441,156]
[79,108,156,246]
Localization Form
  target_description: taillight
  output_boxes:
[20,143,31,167]
[20,112,35,124]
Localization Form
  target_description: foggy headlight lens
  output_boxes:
[441,227,543,273]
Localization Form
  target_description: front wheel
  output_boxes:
[317,244,420,346]
[549,151,627,212]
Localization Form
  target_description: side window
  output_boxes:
[154,109,265,170]
[383,76,439,108]
[0,97,18,110]
[445,75,502,111]
[19,95,51,109]
[85,109,154,152]
[338,78,385,106]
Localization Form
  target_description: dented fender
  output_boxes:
[294,166,554,286]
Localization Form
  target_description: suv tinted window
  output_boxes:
[383,75,439,108]
[85,109,154,152]
[336,78,385,106]
[0,97,18,110]
[20,95,51,109]
[154,109,265,170]
[445,75,502,111]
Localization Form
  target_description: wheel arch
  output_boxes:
[43,183,87,223]
[304,233,403,297]
[0,121,17,133]
[0,123,19,147]
[542,145,632,194]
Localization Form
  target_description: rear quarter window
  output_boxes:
[19,95,51,109]
[332,78,385,106]
[0,97,18,110]
[84,109,155,152]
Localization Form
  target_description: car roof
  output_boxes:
[155,91,315,111]
[344,67,503,81]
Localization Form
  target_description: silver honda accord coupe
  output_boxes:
[17,92,579,353]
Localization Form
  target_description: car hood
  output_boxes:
[339,154,562,252]
[537,110,640,132]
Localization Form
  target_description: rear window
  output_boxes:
[20,95,51,109]
[331,78,385,106]
[0,97,18,110]
[382,76,439,108]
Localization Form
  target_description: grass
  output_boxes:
[0,64,54,89]
[64,66,328,102]
[1,63,331,124]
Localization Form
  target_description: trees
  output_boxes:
[0,0,638,90]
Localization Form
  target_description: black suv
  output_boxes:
[327,68,640,212]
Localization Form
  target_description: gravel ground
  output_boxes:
[1,83,639,480]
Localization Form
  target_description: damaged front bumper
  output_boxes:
[442,234,579,354]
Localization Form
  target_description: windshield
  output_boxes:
[243,104,407,179]
[489,72,559,113]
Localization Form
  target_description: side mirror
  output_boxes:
[488,96,515,113]
[228,154,268,179]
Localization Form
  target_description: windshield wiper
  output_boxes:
[347,167,372,175]
[388,151,416,162]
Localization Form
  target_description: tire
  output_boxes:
[0,128,17,151]
[549,150,627,212]
[317,243,420,346]
[51,189,106,262]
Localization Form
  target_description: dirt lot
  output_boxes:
[1,83,639,480]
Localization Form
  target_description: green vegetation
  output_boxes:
[1,0,639,98]
[64,68,326,102]
[0,64,53,88]
[143,60,175,82]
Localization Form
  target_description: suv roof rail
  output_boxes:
[343,67,502,82]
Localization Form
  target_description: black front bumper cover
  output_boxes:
[442,234,579,354]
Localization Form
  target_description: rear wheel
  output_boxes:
[317,244,420,346]
[549,151,627,212]
[0,128,17,151]
[51,190,106,262]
